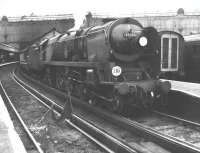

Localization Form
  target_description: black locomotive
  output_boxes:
[21,18,171,114]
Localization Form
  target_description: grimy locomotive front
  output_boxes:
[24,17,171,114]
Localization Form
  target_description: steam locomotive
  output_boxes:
[21,18,171,114]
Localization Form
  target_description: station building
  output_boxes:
[0,8,199,50]
[0,14,74,49]
[81,8,200,36]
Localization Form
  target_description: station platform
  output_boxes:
[161,79,200,98]
[0,95,27,153]
[0,61,18,67]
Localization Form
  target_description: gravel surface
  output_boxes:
[17,71,171,153]
[16,68,200,152]
[2,76,104,153]
[131,111,200,148]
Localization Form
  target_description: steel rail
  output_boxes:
[15,70,200,153]
[12,72,138,153]
[152,110,200,127]
[0,81,44,153]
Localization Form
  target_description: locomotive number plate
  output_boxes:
[112,66,122,77]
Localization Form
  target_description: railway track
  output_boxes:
[152,110,200,128]
[15,69,200,153]
[12,70,141,153]
[0,81,43,153]
[1,73,111,153]
[0,61,19,80]
[130,108,200,148]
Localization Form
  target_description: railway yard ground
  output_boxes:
[0,63,200,153]
[1,8,200,153]
[0,63,105,153]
